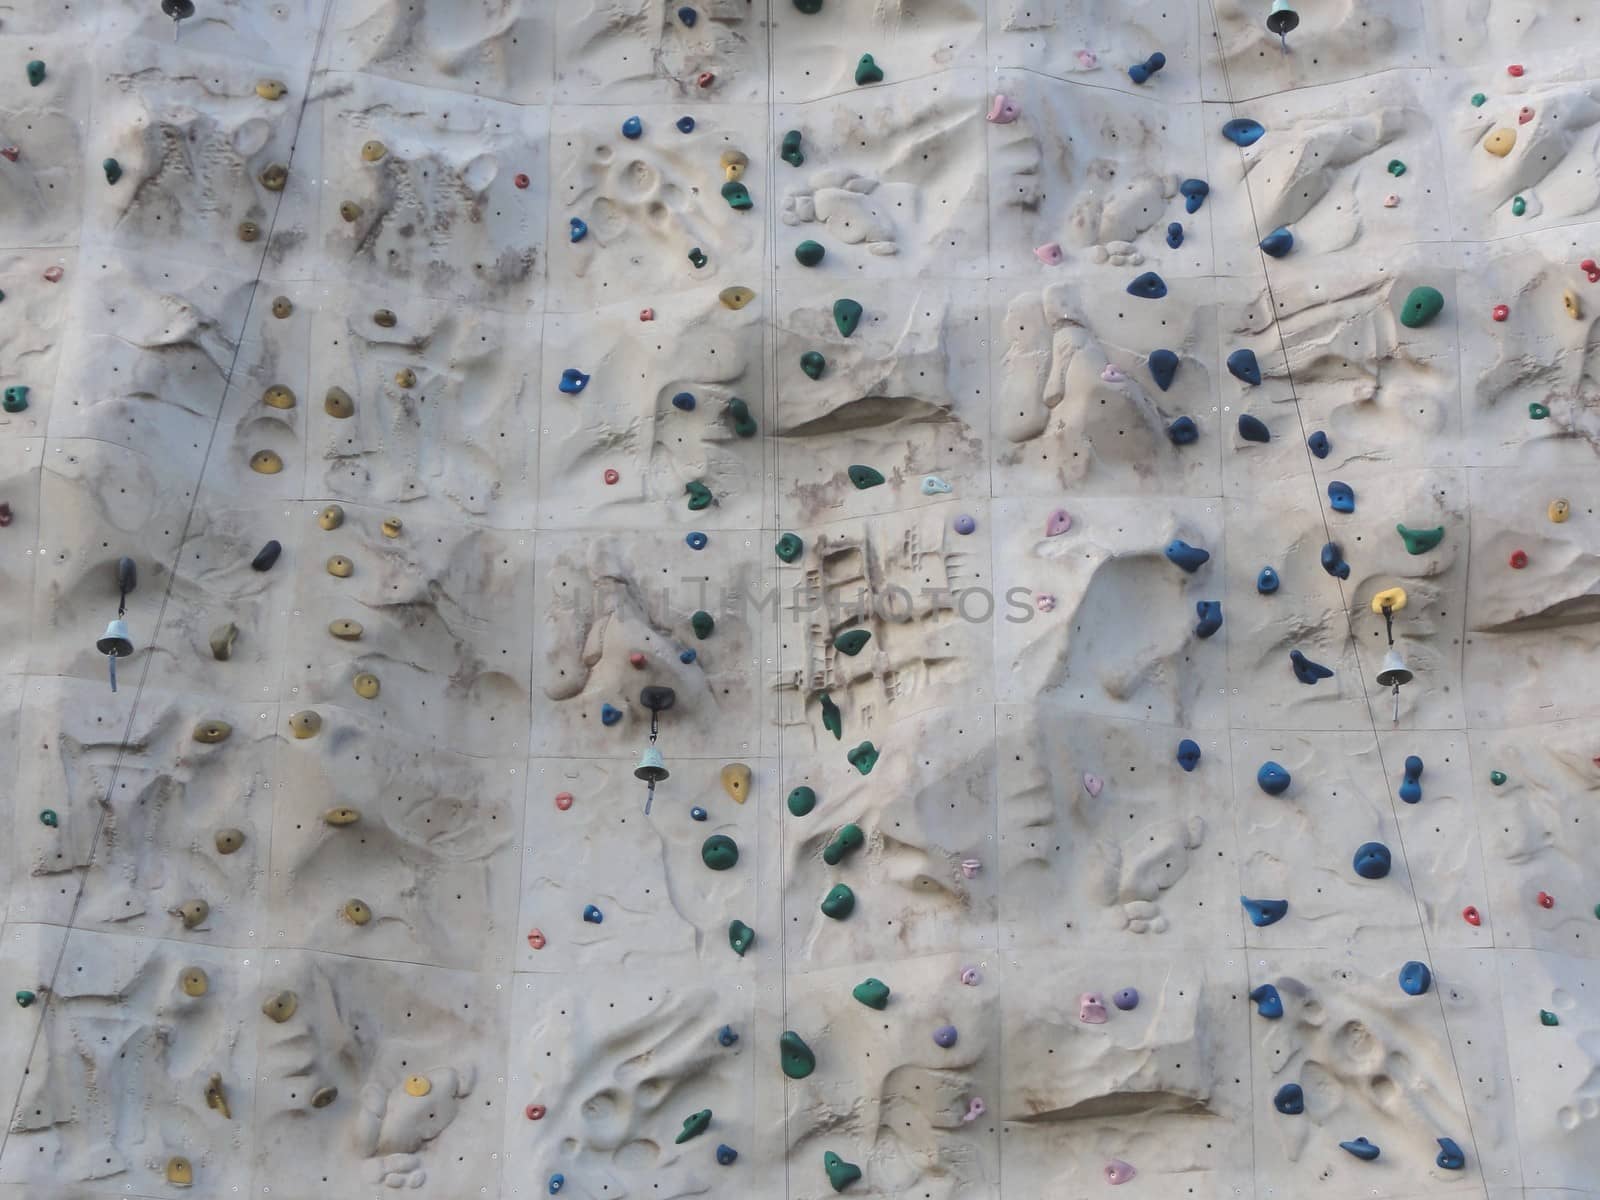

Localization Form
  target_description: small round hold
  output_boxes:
[691,806,707,821]
[702,833,739,870]
[328,618,363,640]
[318,504,345,530]
[250,450,284,474]
[261,990,299,1021]
[311,1086,339,1108]
[716,1144,738,1165]
[1492,304,1509,322]
[1549,499,1570,523]
[326,555,353,578]
[953,514,976,535]
[719,285,755,309]
[361,140,388,162]
[381,516,402,538]
[686,531,708,550]
[179,967,209,997]
[373,309,398,328]
[39,808,58,828]
[261,383,296,410]
[677,116,696,133]
[1507,63,1524,77]
[1537,890,1555,909]
[932,1024,958,1048]
[175,898,209,929]
[256,79,289,100]
[193,721,233,744]
[252,540,283,571]
[528,929,547,949]
[214,828,245,854]
[238,221,261,243]
[288,710,322,739]
[583,904,604,924]
[621,115,643,139]
[404,1074,431,1097]
[166,1157,194,1188]
[639,308,654,321]
[343,898,373,925]
[1112,987,1139,1010]
[339,200,362,223]
[259,163,289,191]
[628,651,647,668]
[1462,905,1482,926]
[325,806,361,826]
[324,386,355,418]
[394,367,417,388]
[515,173,530,189]
[271,296,293,318]
[352,673,380,699]
[603,468,620,485]
[1508,549,1528,569]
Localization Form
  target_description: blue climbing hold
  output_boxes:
[1257,761,1291,795]
[1180,178,1209,213]
[622,115,643,139]
[679,648,697,664]
[1352,842,1392,879]
[570,217,588,242]
[1177,738,1202,772]
[1128,51,1166,84]
[600,703,622,726]
[1274,1083,1304,1114]
[1259,226,1294,257]
[716,1144,738,1166]
[672,391,697,411]
[583,904,604,924]
[686,531,708,549]
[1327,480,1355,513]
[1249,983,1284,1018]
[717,1024,739,1047]
[1166,222,1184,249]
[1307,430,1330,458]
[1164,540,1211,573]
[1167,416,1199,445]
[560,368,590,394]
[1242,896,1289,926]
[1227,348,1262,386]
[677,5,697,25]
[1436,1138,1465,1171]
[1290,649,1333,685]
[1127,271,1168,299]
[1399,960,1432,995]
[549,1174,565,1194]
[1148,349,1179,391]
[676,116,696,134]
[1238,413,1271,442]
[1222,117,1266,147]
[1398,755,1423,804]
[1340,1138,1380,1161]
[691,806,707,821]
[1256,567,1280,594]
[1194,600,1223,638]
[1320,542,1349,579]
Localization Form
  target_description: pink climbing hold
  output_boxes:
[1583,259,1600,283]
[961,1098,986,1122]
[1076,49,1098,68]
[527,929,547,949]
[1462,905,1482,926]
[1034,242,1064,266]
[1492,304,1509,322]
[1045,509,1073,537]
[639,308,655,321]
[1509,549,1528,569]
[42,265,63,282]
[1083,772,1103,798]
[1538,890,1555,909]
[1100,364,1126,383]
[1036,594,1057,612]
[604,468,620,485]
[525,1103,547,1120]
[696,71,715,88]
[629,651,647,668]
[959,858,981,879]
[555,792,574,811]
[1383,193,1400,208]
[1518,106,1535,124]
[1079,992,1109,1023]
[0,147,17,162]
[0,503,11,527]
[1104,1160,1136,1185]
[1507,63,1525,77]
[986,94,1020,124]
[960,966,981,986]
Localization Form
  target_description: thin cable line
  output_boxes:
[1203,5,1491,1190]
[2,0,337,1158]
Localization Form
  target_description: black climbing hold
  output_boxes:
[1320,542,1349,579]
[1167,416,1198,444]
[1237,413,1271,442]
[251,540,282,572]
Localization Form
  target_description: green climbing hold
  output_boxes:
[1529,402,1550,420]
[820,883,856,919]
[1387,159,1406,177]
[1471,93,1486,107]
[25,60,45,87]
[728,919,755,956]
[688,247,708,268]
[833,299,864,337]
[1594,902,1600,920]
[15,990,35,1008]
[787,785,817,816]
[800,351,826,380]
[834,629,870,655]
[721,181,753,210]
[1489,770,1507,786]
[776,532,804,562]
[824,1150,862,1192]
[847,741,878,774]
[823,823,864,866]
[794,0,822,11]
[820,693,842,740]
[38,810,58,828]
[691,610,715,639]
[2,386,28,413]
[782,129,805,167]
[854,54,883,86]
[702,834,740,871]
[675,1109,713,1143]
[686,480,714,510]
[727,397,758,437]
[1540,1009,1560,1027]
[795,240,825,267]
[851,978,890,1010]
[102,158,122,185]
[848,465,885,489]
[1511,196,1527,217]
[780,1030,816,1078]
[1396,524,1444,555]
[1399,286,1444,328]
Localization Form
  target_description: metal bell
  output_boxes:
[97,618,133,658]
[634,745,668,784]
[1375,647,1412,689]
[1267,0,1299,50]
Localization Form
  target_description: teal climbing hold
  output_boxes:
[1399,286,1444,328]
[780,1030,816,1077]
[675,1109,713,1143]
[102,158,122,185]
[15,990,35,1008]
[847,741,878,774]
[729,919,755,956]
[800,351,826,379]
[25,61,45,87]
[38,810,57,828]
[721,181,753,210]
[688,247,708,268]
[854,54,883,85]
[686,481,714,510]
[1396,524,1443,555]
[781,129,805,167]
[820,883,856,919]
[823,823,864,865]
[1489,770,1507,786]
[727,397,758,437]
[776,532,804,562]
[834,629,870,655]
[833,299,863,336]
[795,240,825,267]
[787,786,817,816]
[702,834,739,870]
[1528,402,1549,420]
[2,386,28,414]
[820,693,842,740]
[852,978,890,1009]
[824,1151,862,1192]
[1511,196,1527,217]
[1387,159,1406,177]
[1471,92,1486,107]
[848,465,885,489]
[691,610,715,639]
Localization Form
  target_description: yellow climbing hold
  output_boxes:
[214,828,245,854]
[263,384,296,409]
[238,220,260,243]
[324,806,361,826]
[404,1074,432,1097]
[394,367,417,388]
[259,163,288,192]
[193,720,232,744]
[1563,289,1582,320]
[361,139,388,162]
[270,296,292,318]
[328,618,363,640]
[326,555,353,578]
[343,898,372,925]
[352,672,380,699]
[339,200,362,223]
[719,286,756,310]
[209,621,238,660]
[721,762,752,803]
[179,967,209,997]
[373,309,398,328]
[1550,498,1571,523]
[721,149,749,181]
[311,1085,339,1108]
[318,504,345,530]
[1370,586,1408,614]
[175,899,209,929]
[381,516,403,538]
[205,1073,230,1119]
[250,449,283,474]
[261,989,298,1022]
[288,710,322,739]
[256,79,288,100]
[1483,127,1516,157]
[324,386,354,418]
[166,1156,194,1187]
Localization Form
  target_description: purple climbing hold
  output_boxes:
[1078,993,1109,1023]
[932,1024,958,1048]
[1112,987,1140,1010]
[953,514,976,535]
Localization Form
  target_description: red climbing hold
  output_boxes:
[639,308,655,321]
[514,173,530,189]
[525,1104,547,1121]
[1507,64,1525,77]
[1492,304,1509,322]
[628,651,646,668]
[1509,549,1528,569]
[0,147,17,162]
[697,71,715,88]
[1538,891,1555,909]
[604,468,620,485]
[1583,259,1600,283]
[0,503,11,528]
[1462,906,1482,926]
[554,792,574,811]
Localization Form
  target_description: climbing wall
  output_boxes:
[0,0,1597,1196]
